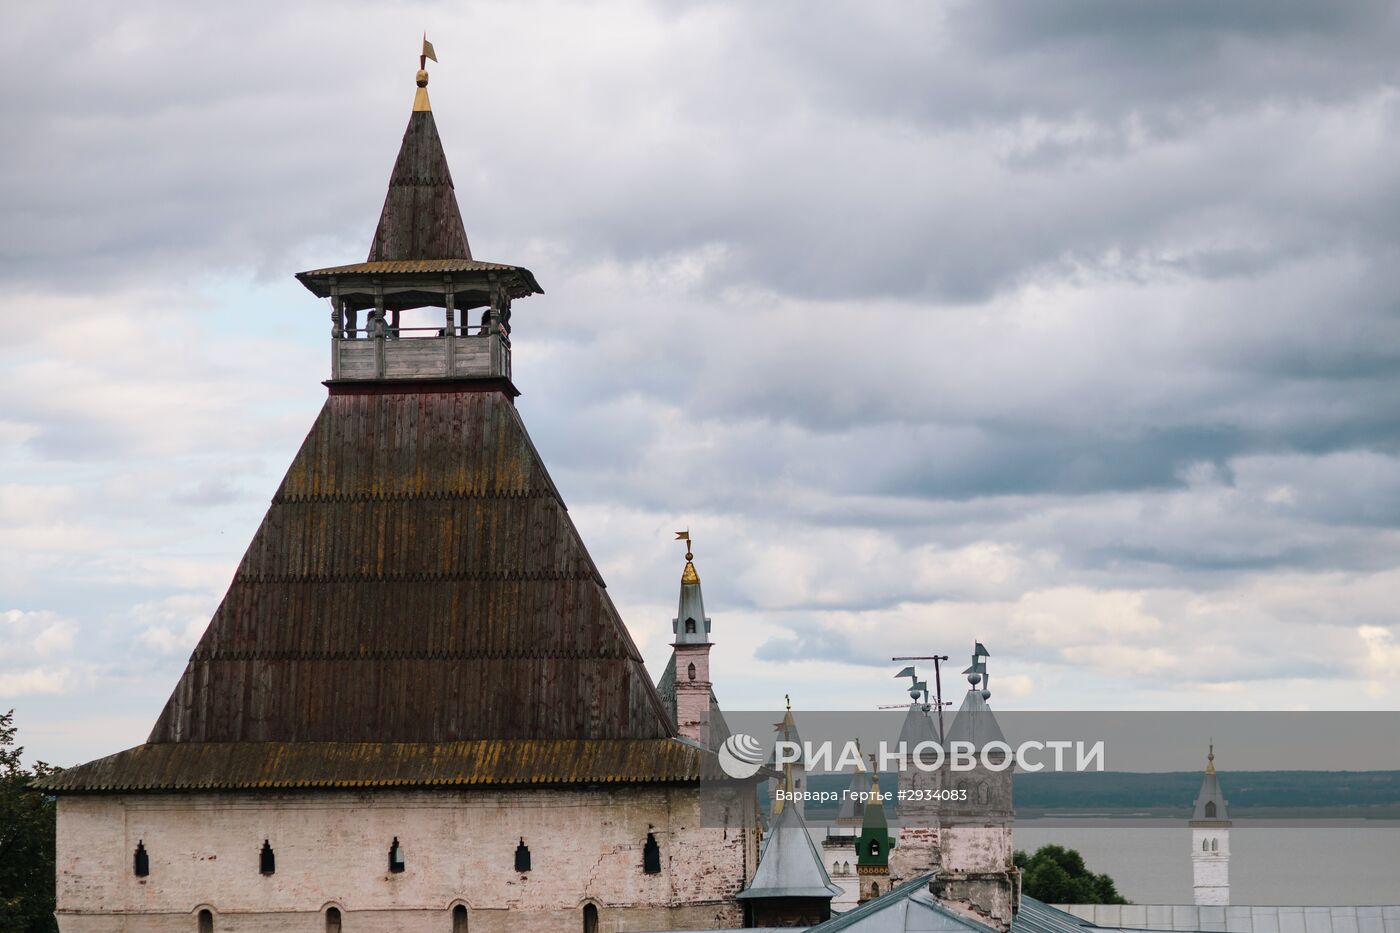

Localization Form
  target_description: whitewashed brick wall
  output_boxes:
[56,785,755,933]
[1191,827,1230,906]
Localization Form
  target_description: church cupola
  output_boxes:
[295,39,542,388]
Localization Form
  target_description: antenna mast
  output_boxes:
[892,654,950,744]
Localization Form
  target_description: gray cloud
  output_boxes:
[5,0,1400,763]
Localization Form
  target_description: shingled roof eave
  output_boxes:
[35,738,732,795]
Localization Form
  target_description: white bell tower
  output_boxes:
[1190,743,1231,906]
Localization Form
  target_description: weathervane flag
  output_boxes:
[422,34,438,63]
[674,531,690,541]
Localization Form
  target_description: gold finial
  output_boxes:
[675,530,699,583]
[868,752,880,791]
[1206,740,1216,774]
[785,693,791,711]
[413,34,437,112]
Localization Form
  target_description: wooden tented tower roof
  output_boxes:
[294,63,541,311]
[39,56,697,796]
[366,104,472,262]
[150,387,672,745]
[41,387,687,793]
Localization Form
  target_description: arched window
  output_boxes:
[684,618,697,634]
[325,907,341,933]
[686,662,696,681]
[643,832,661,874]
[583,903,599,933]
[1202,839,1209,851]
[868,839,881,857]
[514,839,531,873]
[1205,801,1216,818]
[453,905,469,933]
[259,840,275,875]
[1211,838,1218,852]
[832,860,840,873]
[388,837,405,873]
[134,840,149,877]
[843,860,850,873]
[870,882,880,897]
[198,909,214,933]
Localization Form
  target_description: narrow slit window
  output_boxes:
[687,662,696,681]
[388,836,405,873]
[1211,838,1218,852]
[514,838,531,873]
[583,903,599,933]
[643,832,661,874]
[453,904,469,933]
[325,907,341,933]
[259,840,276,875]
[198,909,214,933]
[871,882,880,897]
[133,840,149,877]
[1202,839,1209,851]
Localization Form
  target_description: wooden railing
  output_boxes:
[338,323,498,339]
[330,327,511,382]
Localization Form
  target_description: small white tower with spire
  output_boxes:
[1190,743,1231,906]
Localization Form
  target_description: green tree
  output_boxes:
[1014,844,1128,904]
[0,709,60,933]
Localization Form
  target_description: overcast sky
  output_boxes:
[4,1,1400,766]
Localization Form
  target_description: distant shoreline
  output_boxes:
[790,770,1400,823]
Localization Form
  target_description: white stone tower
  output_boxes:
[889,699,941,885]
[931,643,1018,933]
[1190,743,1231,906]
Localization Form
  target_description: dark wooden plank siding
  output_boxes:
[144,387,673,748]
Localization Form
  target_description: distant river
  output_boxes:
[1015,821,1400,905]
